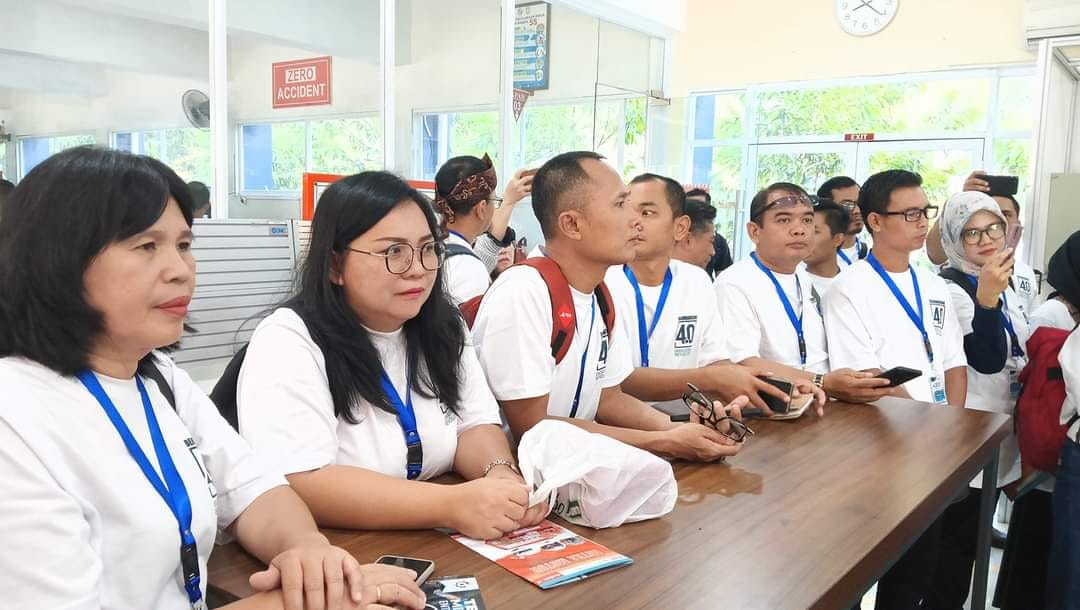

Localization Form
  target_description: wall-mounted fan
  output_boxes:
[182,89,210,130]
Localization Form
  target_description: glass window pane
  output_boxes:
[755,151,848,192]
[997,76,1036,132]
[310,117,381,175]
[866,149,974,206]
[241,122,305,192]
[19,134,95,178]
[994,137,1033,202]
[518,102,595,168]
[693,93,745,141]
[163,129,212,184]
[707,145,742,246]
[416,110,498,181]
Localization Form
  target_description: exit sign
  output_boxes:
[844,133,875,142]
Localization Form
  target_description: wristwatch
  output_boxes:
[812,373,825,390]
[482,459,520,477]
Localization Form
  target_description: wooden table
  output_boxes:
[209,399,1009,610]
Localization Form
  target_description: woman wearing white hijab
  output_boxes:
[928,191,1028,610]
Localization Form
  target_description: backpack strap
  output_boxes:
[857,240,869,260]
[139,358,177,411]
[594,281,617,340]
[521,257,577,365]
[940,267,978,305]
[445,243,480,260]
[209,343,249,431]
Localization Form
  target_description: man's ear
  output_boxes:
[674,214,691,242]
[831,232,846,249]
[866,211,884,234]
[558,209,585,242]
[746,220,761,246]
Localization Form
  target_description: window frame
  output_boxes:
[16,131,97,180]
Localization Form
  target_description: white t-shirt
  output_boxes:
[714,257,830,374]
[807,271,839,300]
[443,231,491,305]
[823,260,967,403]
[472,263,634,422]
[1060,328,1080,442]
[1030,298,1077,332]
[237,308,502,481]
[1012,260,1041,313]
[946,281,1031,487]
[838,234,872,267]
[0,354,283,610]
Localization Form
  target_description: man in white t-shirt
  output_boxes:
[714,182,892,406]
[818,176,871,267]
[803,198,848,299]
[606,173,792,415]
[823,169,968,610]
[472,152,745,462]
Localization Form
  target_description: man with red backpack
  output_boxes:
[470,152,747,462]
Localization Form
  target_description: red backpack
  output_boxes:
[1016,326,1080,474]
[459,257,616,365]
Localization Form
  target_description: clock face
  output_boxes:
[836,0,898,36]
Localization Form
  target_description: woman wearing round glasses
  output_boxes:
[234,172,547,541]
[928,191,1026,609]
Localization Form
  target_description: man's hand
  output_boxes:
[963,170,990,193]
[822,368,894,404]
[502,168,536,208]
[701,363,790,412]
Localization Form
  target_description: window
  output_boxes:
[18,134,96,179]
[517,97,645,180]
[112,128,211,184]
[416,110,498,180]
[240,116,380,193]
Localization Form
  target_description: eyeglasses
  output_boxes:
[961,222,1006,245]
[681,383,754,443]
[348,241,446,274]
[753,194,814,221]
[836,199,858,211]
[487,196,504,209]
[879,206,939,222]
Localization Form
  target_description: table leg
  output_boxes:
[971,448,999,610]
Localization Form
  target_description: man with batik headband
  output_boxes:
[434,154,534,304]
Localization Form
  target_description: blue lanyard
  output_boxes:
[379,370,423,480]
[867,253,934,363]
[750,252,806,367]
[77,371,203,608]
[838,249,852,265]
[622,265,673,368]
[965,275,1025,359]
[568,297,597,418]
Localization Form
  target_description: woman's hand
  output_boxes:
[447,477,529,540]
[248,533,422,610]
[976,249,1014,309]
[493,246,515,275]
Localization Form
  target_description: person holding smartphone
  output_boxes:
[927,191,1026,610]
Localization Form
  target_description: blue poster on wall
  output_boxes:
[513,2,550,91]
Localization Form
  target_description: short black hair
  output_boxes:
[683,197,717,234]
[0,146,194,375]
[630,173,686,217]
[817,176,858,200]
[814,199,850,238]
[685,187,711,204]
[858,170,923,233]
[188,181,210,212]
[531,151,605,238]
[994,193,1020,215]
[749,182,809,223]
[434,155,492,219]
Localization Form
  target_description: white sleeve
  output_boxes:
[719,284,764,364]
[455,338,505,433]
[823,284,879,371]
[444,256,491,304]
[236,313,341,477]
[1061,331,1080,425]
[942,291,969,372]
[472,233,502,274]
[164,356,287,532]
[947,282,975,334]
[696,285,729,365]
[0,418,102,609]
[472,270,556,401]
[712,275,726,326]
[602,316,634,388]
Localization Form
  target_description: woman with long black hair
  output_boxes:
[235,171,546,540]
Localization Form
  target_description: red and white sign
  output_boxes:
[272,56,332,109]
[844,132,875,142]
[512,88,534,121]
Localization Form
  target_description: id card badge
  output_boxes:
[192,600,208,610]
[1008,361,1023,402]
[929,374,947,405]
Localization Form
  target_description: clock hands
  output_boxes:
[853,0,885,16]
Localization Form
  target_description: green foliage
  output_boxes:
[311,118,382,176]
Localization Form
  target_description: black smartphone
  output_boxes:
[981,174,1019,197]
[375,555,435,585]
[758,377,794,414]
[876,366,922,388]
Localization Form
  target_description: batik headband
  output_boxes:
[434,153,498,224]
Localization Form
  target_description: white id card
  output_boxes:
[1008,363,1023,402]
[929,374,947,405]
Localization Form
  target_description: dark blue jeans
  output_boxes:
[1046,437,1080,610]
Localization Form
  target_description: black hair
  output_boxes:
[434,155,491,219]
[994,193,1020,216]
[0,146,194,375]
[531,151,605,238]
[814,199,850,239]
[284,171,465,422]
[188,181,210,213]
[858,170,923,233]
[816,176,858,200]
[630,172,686,217]
[0,178,14,216]
[749,182,809,224]
[685,187,712,204]
[683,196,717,234]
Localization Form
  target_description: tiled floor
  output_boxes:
[857,547,1004,609]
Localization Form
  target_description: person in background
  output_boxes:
[0,148,423,610]
[929,192,1021,610]
[187,181,210,219]
[817,176,870,266]
[804,198,850,298]
[1045,324,1080,610]
[608,172,791,415]
[433,154,502,304]
[671,195,718,273]
[473,152,748,463]
[1031,231,1080,332]
[823,170,967,610]
[686,187,734,276]
[235,172,546,542]
[927,171,1040,312]
[472,167,534,274]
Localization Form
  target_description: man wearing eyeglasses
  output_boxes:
[822,169,968,610]
[818,176,872,267]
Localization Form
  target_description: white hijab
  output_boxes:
[939,191,1007,276]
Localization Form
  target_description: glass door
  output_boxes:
[855,138,985,207]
